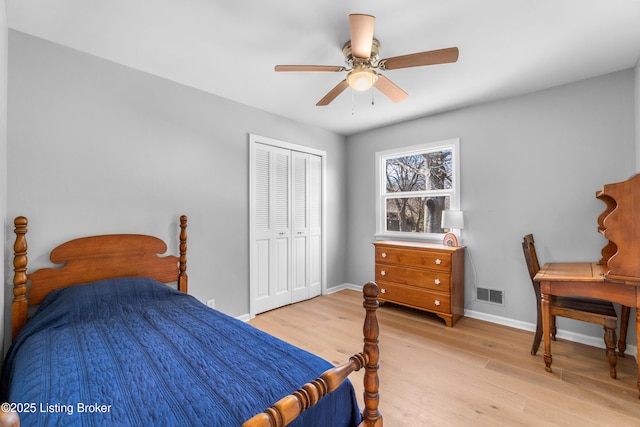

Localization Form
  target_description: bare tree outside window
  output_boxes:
[384,149,453,233]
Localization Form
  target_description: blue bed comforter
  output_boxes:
[1,278,362,426]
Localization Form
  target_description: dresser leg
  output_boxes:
[438,314,453,327]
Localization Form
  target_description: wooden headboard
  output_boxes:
[11,215,188,340]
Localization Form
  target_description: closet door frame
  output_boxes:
[249,134,327,318]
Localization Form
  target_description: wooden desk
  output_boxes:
[535,262,639,397]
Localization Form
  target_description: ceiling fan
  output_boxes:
[275,14,459,106]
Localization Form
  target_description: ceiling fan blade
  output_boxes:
[316,80,349,106]
[349,14,375,59]
[275,65,346,72]
[374,75,408,103]
[380,47,459,70]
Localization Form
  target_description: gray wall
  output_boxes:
[3,29,639,349]
[346,69,637,345]
[5,31,348,322]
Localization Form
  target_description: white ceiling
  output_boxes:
[7,0,640,136]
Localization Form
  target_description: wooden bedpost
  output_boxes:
[12,216,29,340]
[361,281,382,427]
[178,215,188,293]
[242,282,383,427]
[0,409,20,427]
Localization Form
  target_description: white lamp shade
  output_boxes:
[442,210,464,229]
[347,69,378,91]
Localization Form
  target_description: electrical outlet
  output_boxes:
[206,299,215,309]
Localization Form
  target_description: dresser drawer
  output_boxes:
[378,282,451,314]
[375,246,451,272]
[375,264,451,291]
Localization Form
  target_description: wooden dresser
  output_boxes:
[373,240,465,326]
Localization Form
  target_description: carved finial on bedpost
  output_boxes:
[12,216,29,340]
[361,282,383,426]
[178,215,188,293]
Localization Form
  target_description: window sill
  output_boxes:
[374,232,445,244]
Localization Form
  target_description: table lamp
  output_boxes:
[442,210,464,231]
[441,210,464,247]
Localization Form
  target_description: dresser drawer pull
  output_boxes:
[434,279,441,285]
[380,270,386,276]
[381,252,387,258]
[434,299,441,306]
[380,288,386,294]
[435,258,442,265]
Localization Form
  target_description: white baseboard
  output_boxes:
[465,309,638,359]
[236,313,252,322]
[326,284,638,359]
[325,283,364,294]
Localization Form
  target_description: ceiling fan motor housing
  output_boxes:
[342,38,381,68]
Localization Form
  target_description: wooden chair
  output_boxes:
[522,234,628,379]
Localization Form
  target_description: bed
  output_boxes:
[0,216,382,427]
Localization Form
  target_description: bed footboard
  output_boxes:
[243,282,382,427]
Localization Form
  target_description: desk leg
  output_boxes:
[541,289,552,373]
[618,305,630,357]
[636,308,640,397]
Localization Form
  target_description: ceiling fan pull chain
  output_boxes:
[351,89,356,115]
[371,89,375,106]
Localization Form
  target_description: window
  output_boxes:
[375,139,460,241]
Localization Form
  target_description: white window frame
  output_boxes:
[375,138,460,242]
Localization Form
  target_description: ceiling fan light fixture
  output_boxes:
[347,68,378,92]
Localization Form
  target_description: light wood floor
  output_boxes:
[248,289,640,427]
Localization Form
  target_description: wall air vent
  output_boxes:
[476,287,504,305]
